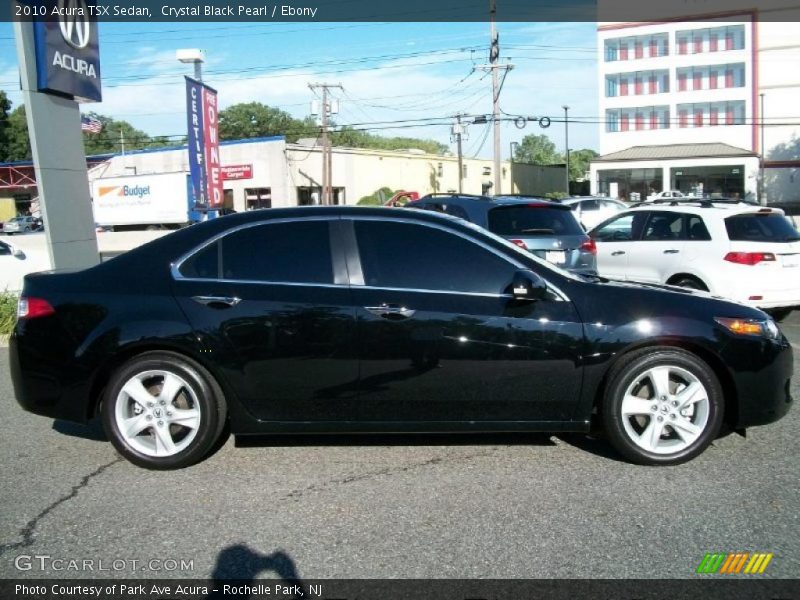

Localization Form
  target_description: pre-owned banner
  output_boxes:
[184,77,222,210]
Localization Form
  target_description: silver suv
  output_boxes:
[409,194,597,274]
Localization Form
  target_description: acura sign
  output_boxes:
[32,0,102,102]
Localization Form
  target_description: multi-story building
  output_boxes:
[590,6,800,205]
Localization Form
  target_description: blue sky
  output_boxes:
[0,21,599,157]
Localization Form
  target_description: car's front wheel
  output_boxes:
[102,352,227,469]
[602,348,723,465]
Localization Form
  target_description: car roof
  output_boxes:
[621,203,785,217]
[416,193,566,209]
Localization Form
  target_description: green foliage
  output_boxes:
[357,186,395,206]
[0,91,10,162]
[218,102,317,143]
[568,148,599,181]
[514,134,561,165]
[332,126,447,155]
[0,291,18,337]
[5,105,31,162]
[544,191,569,200]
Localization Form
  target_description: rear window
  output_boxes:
[488,205,584,237]
[725,213,800,242]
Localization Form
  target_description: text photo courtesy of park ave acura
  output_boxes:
[1,0,800,598]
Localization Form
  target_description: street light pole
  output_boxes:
[177,48,205,82]
[759,93,765,205]
[562,105,570,195]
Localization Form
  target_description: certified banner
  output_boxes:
[184,77,222,210]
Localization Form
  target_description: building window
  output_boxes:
[634,41,643,59]
[606,111,619,132]
[710,34,718,52]
[694,109,704,127]
[649,111,658,129]
[605,40,618,62]
[693,71,703,91]
[709,71,718,89]
[620,43,629,60]
[678,36,688,55]
[678,73,687,91]
[620,77,629,96]
[620,114,630,131]
[709,108,719,126]
[648,75,657,94]
[437,163,443,177]
[679,110,688,128]
[635,112,644,130]
[606,77,618,97]
[245,187,271,210]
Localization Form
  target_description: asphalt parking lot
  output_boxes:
[0,316,798,580]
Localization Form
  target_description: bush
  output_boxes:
[0,291,18,336]
[544,191,569,201]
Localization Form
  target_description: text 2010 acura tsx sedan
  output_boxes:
[10,207,793,469]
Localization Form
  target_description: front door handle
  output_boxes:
[191,295,241,308]
[365,304,416,320]
[611,250,626,256]
[663,249,680,254]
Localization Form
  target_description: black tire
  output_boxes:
[670,276,708,291]
[602,348,724,465]
[102,351,227,470]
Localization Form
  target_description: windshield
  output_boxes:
[488,205,584,237]
[725,213,800,242]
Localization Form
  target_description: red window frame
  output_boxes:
[694,109,704,127]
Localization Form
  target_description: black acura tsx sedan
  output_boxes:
[10,206,793,469]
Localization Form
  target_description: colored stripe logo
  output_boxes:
[696,552,773,574]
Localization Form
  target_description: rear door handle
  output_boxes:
[191,295,241,308]
[611,251,626,256]
[663,249,680,254]
[365,304,416,320]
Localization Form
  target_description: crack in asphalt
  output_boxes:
[0,457,123,557]
[283,449,498,502]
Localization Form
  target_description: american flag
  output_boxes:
[81,115,103,134]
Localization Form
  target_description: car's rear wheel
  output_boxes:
[102,352,227,469]
[670,276,708,291]
[602,348,723,465]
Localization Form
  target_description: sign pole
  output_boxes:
[13,10,99,270]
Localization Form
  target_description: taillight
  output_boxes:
[509,239,528,250]
[17,297,55,319]
[723,252,776,265]
[580,238,597,255]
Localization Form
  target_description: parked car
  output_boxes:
[3,216,39,235]
[646,190,689,202]
[589,200,800,320]
[10,207,792,469]
[0,239,48,292]
[561,197,628,231]
[408,193,596,274]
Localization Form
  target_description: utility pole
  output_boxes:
[120,129,126,156]
[475,0,513,196]
[562,105,570,195]
[759,93,766,205]
[309,82,342,205]
[451,114,468,193]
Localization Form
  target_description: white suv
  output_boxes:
[589,200,800,318]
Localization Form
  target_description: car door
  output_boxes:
[0,241,22,291]
[344,217,583,423]
[590,212,647,280]
[625,211,687,284]
[171,218,360,422]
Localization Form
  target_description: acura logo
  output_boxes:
[58,0,91,50]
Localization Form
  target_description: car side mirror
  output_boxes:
[510,269,547,301]
[12,248,25,259]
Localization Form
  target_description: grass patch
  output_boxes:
[0,291,18,337]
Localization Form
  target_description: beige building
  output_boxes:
[84,136,567,212]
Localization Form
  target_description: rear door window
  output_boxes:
[643,212,686,241]
[725,213,800,242]
[488,206,584,236]
[591,212,648,241]
[687,215,711,240]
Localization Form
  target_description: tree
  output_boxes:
[5,105,31,162]
[514,134,561,165]
[567,148,598,181]
[0,91,11,162]
[332,126,447,154]
[80,112,161,156]
[218,102,316,142]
